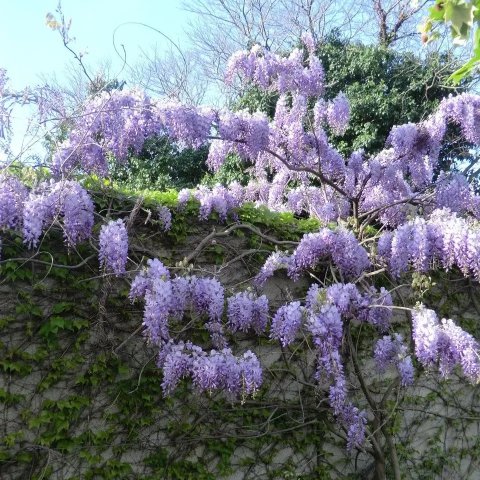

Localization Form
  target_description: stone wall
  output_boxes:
[0,202,479,479]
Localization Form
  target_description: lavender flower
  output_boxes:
[412,307,480,383]
[194,185,240,221]
[56,181,94,246]
[188,347,263,396]
[270,301,303,347]
[379,209,480,280]
[374,333,414,386]
[99,219,128,275]
[363,287,393,332]
[170,276,191,319]
[343,405,367,451]
[130,257,171,301]
[412,307,440,368]
[177,188,191,208]
[306,304,343,350]
[288,228,370,280]
[327,92,350,135]
[160,341,192,395]
[255,251,292,286]
[0,175,27,229]
[22,186,55,248]
[239,350,262,395]
[325,283,362,315]
[143,279,172,345]
[158,205,172,231]
[225,44,324,96]
[192,277,225,321]
[22,180,94,249]
[438,318,480,382]
[435,172,473,215]
[227,291,269,334]
[54,89,163,176]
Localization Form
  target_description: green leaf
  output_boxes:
[428,5,446,21]
[449,50,480,82]
[51,302,74,314]
[444,0,476,41]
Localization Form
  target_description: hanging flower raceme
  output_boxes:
[227,291,269,334]
[22,180,94,248]
[53,89,163,176]
[288,228,370,280]
[129,261,264,399]
[270,301,303,347]
[225,42,324,96]
[194,184,241,221]
[159,341,262,398]
[98,219,128,276]
[374,334,414,386]
[0,174,28,229]
[378,208,480,280]
[305,292,367,450]
[326,92,350,135]
[157,205,172,231]
[412,307,480,383]
[254,228,370,286]
[434,172,480,217]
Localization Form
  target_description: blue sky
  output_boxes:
[0,0,191,87]
[0,1,192,157]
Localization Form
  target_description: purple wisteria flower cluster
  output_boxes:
[256,228,370,285]
[374,334,414,386]
[159,341,262,398]
[225,41,324,96]
[327,92,350,135]
[307,282,393,332]
[378,208,480,279]
[412,307,480,382]
[129,258,264,398]
[5,32,480,458]
[20,179,94,248]
[265,281,400,449]
[52,89,164,177]
[0,175,28,229]
[227,291,269,334]
[270,301,303,347]
[41,39,480,319]
[194,184,242,221]
[305,290,367,450]
[48,43,480,236]
[99,219,128,275]
[0,176,95,250]
[157,205,172,231]
[131,260,227,347]
[179,180,352,223]
[130,253,404,445]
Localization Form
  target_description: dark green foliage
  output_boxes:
[237,37,463,158]
[207,37,466,186]
[317,36,461,156]
[235,86,278,119]
[201,153,250,186]
[110,135,209,190]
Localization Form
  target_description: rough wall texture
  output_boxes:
[0,201,479,480]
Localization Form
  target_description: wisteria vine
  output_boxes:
[2,33,480,463]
